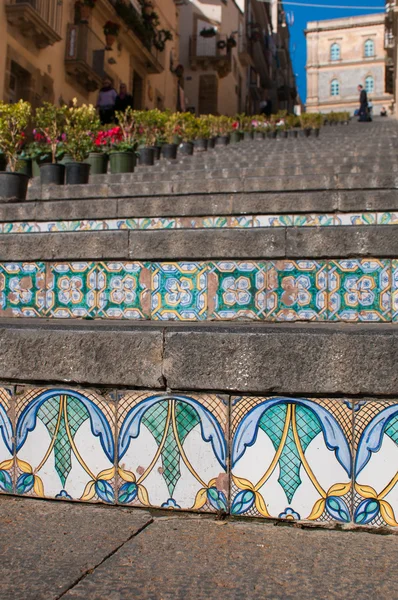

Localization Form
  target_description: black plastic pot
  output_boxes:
[215,135,229,146]
[17,158,32,178]
[139,147,155,166]
[230,131,241,144]
[162,144,178,160]
[109,152,136,174]
[40,163,65,186]
[154,146,162,160]
[208,138,216,149]
[314,128,320,137]
[243,131,254,141]
[289,129,299,138]
[281,130,288,138]
[0,154,7,172]
[0,172,29,202]
[194,139,208,152]
[65,162,91,185]
[266,131,273,139]
[32,155,51,178]
[304,128,311,137]
[85,152,108,175]
[254,132,264,140]
[179,142,194,155]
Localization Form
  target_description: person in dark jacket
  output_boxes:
[96,78,117,125]
[114,83,134,114]
[358,85,368,122]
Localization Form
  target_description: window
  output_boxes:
[365,76,374,93]
[330,43,340,61]
[330,79,340,96]
[364,39,375,57]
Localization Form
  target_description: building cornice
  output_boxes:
[305,18,385,35]
[306,58,386,70]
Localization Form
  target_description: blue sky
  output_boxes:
[286,0,385,102]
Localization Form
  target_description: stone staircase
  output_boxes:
[0,119,397,529]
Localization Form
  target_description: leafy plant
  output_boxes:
[34,103,68,163]
[200,27,217,38]
[104,21,120,36]
[0,100,31,172]
[111,107,139,152]
[64,99,100,162]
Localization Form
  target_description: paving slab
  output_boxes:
[61,516,398,600]
[0,496,152,600]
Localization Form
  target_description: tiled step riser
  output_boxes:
[5,190,398,222]
[1,226,398,260]
[0,258,395,323]
[0,382,396,527]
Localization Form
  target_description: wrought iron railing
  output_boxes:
[6,0,62,35]
[65,24,106,82]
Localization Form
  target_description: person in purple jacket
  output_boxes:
[96,77,117,125]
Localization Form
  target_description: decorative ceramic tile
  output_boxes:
[377,213,398,226]
[0,263,45,317]
[392,260,398,322]
[0,387,14,495]
[15,386,116,503]
[329,259,391,322]
[97,262,151,319]
[266,260,327,321]
[46,263,97,318]
[253,215,294,227]
[117,391,228,512]
[231,396,353,523]
[208,261,266,320]
[293,214,335,227]
[151,262,208,320]
[334,213,376,226]
[138,218,176,230]
[353,400,398,527]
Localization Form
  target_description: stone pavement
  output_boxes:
[1,496,397,600]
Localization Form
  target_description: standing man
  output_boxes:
[96,77,117,125]
[357,84,368,122]
[114,83,134,114]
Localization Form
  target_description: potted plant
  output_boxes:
[26,136,52,178]
[84,129,109,175]
[178,112,197,155]
[76,0,97,23]
[161,112,183,159]
[64,99,100,184]
[311,113,323,137]
[192,116,210,152]
[0,100,31,202]
[227,36,237,50]
[136,109,160,165]
[214,116,232,146]
[109,107,138,173]
[200,26,217,38]
[34,103,68,185]
[104,21,120,50]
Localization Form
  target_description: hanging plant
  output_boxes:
[227,36,237,49]
[200,27,217,38]
[217,40,226,50]
[153,29,173,52]
[75,0,97,23]
[103,21,120,50]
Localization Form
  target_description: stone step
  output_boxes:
[0,319,394,395]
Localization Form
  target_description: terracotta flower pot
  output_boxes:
[79,3,91,22]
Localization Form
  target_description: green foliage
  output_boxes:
[0,100,31,172]
[111,107,139,152]
[35,103,68,163]
[64,99,100,162]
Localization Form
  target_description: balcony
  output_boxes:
[5,0,62,48]
[65,24,106,92]
[238,36,253,67]
[189,35,232,78]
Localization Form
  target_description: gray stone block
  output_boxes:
[128,228,286,260]
[0,230,129,260]
[286,225,398,258]
[0,321,164,387]
[163,323,398,395]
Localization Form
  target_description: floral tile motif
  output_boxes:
[328,259,391,322]
[151,262,208,320]
[15,386,116,503]
[231,396,353,523]
[208,261,266,320]
[392,260,398,322]
[97,262,151,319]
[293,214,335,227]
[0,387,15,495]
[353,400,398,527]
[377,213,398,226]
[334,214,376,226]
[253,215,294,227]
[266,260,327,321]
[0,263,45,318]
[117,391,228,512]
[137,218,176,230]
[46,263,97,318]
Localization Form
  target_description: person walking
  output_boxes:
[357,84,368,122]
[96,77,117,125]
[114,83,134,114]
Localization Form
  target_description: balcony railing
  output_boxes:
[189,34,233,77]
[65,24,106,92]
[5,0,62,48]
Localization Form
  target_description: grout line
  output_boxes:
[54,516,154,600]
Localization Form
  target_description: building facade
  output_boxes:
[0,0,180,110]
[178,0,297,116]
[306,13,393,114]
[385,0,398,115]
